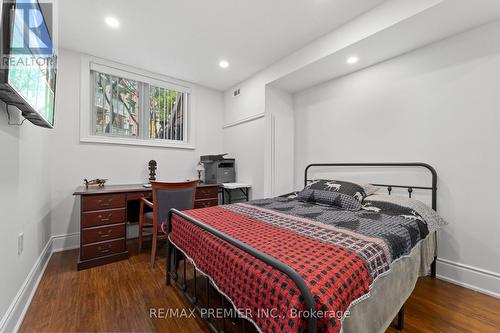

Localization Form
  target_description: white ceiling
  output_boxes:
[271,0,500,93]
[57,0,385,91]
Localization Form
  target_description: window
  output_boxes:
[81,57,193,149]
[93,72,139,137]
[149,85,188,141]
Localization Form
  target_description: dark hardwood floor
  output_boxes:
[20,240,500,333]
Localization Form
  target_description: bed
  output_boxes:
[164,163,444,333]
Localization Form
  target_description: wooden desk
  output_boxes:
[73,183,219,270]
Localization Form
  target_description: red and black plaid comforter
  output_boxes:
[168,205,375,333]
[167,194,432,332]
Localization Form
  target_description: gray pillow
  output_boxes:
[297,189,362,211]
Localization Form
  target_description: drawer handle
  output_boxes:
[97,213,113,222]
[98,244,112,253]
[98,230,113,238]
[98,198,113,206]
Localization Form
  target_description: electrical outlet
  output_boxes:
[18,233,23,255]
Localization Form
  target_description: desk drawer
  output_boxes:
[127,191,152,201]
[81,224,126,244]
[82,194,126,211]
[196,186,219,200]
[194,198,218,209]
[81,239,125,260]
[82,208,126,228]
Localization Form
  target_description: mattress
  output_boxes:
[167,195,441,333]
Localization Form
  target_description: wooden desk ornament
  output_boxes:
[83,178,107,188]
[148,160,157,182]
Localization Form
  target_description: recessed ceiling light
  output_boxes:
[219,60,229,69]
[347,56,359,64]
[105,16,120,28]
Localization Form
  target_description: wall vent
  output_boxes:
[233,88,241,97]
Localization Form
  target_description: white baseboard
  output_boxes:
[0,233,79,333]
[52,232,80,252]
[0,238,53,333]
[437,258,500,299]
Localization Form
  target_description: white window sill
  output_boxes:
[80,135,195,150]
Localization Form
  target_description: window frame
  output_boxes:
[80,55,196,149]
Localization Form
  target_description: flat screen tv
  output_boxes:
[0,0,57,128]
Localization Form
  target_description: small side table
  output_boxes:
[221,183,251,204]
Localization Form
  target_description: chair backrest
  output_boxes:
[151,180,198,224]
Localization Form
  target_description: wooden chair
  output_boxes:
[139,180,198,267]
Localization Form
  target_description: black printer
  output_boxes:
[200,154,235,184]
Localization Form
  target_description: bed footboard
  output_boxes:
[166,208,318,333]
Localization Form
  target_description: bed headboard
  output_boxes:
[304,163,437,211]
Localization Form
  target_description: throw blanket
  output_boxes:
[168,197,431,333]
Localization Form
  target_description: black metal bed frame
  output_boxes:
[166,162,438,333]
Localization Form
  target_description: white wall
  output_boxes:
[294,20,500,296]
[222,0,442,200]
[222,118,265,199]
[0,102,53,330]
[49,48,224,240]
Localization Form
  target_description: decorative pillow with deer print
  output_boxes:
[297,188,362,211]
[305,179,375,202]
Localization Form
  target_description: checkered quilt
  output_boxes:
[168,197,430,333]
